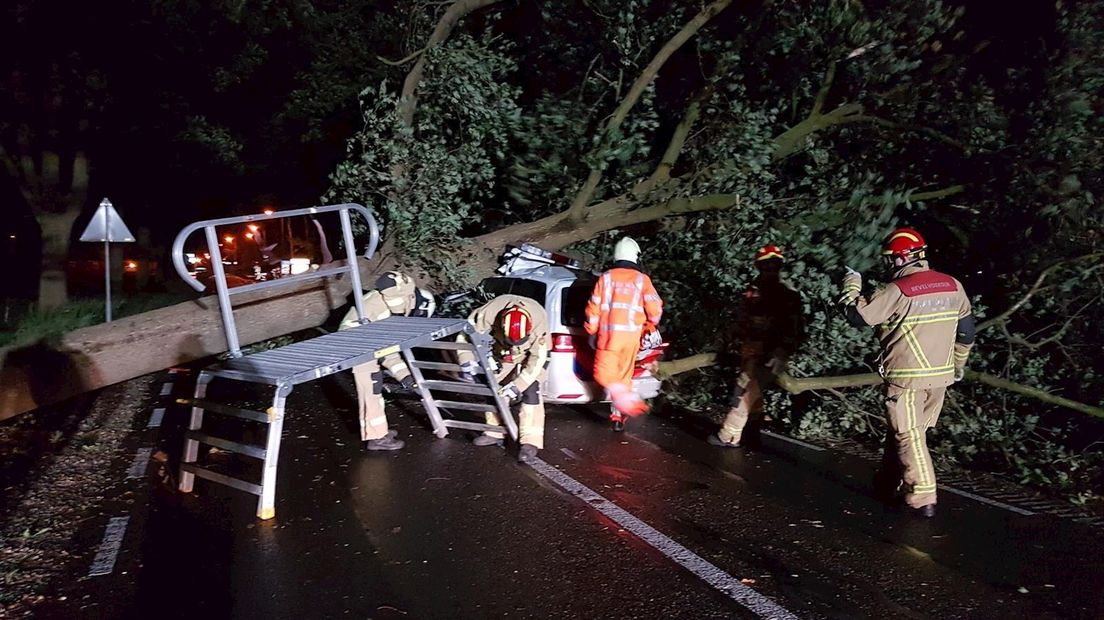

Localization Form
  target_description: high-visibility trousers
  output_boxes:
[883,384,945,508]
[593,335,641,390]
[482,383,545,448]
[352,360,390,441]
[718,363,774,444]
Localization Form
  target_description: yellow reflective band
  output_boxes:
[954,350,970,359]
[375,345,401,358]
[756,251,783,261]
[903,328,932,369]
[900,313,959,327]
[885,365,955,378]
[889,231,921,243]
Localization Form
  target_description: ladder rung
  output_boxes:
[408,341,477,351]
[181,463,262,495]
[408,360,482,373]
[177,399,271,423]
[187,431,268,459]
[434,399,495,413]
[443,420,506,434]
[419,380,495,396]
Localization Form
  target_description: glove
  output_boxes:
[954,366,965,382]
[838,267,862,305]
[457,359,481,383]
[498,383,522,403]
[765,349,787,375]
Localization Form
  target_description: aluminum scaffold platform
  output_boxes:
[171,204,515,519]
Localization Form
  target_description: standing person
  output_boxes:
[837,227,975,518]
[340,271,436,451]
[458,295,550,462]
[709,244,805,448]
[585,237,663,432]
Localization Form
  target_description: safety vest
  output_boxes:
[585,265,663,349]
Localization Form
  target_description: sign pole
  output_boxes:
[79,198,134,324]
[103,206,112,322]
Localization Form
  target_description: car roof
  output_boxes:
[491,264,596,285]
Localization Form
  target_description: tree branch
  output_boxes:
[978,253,1104,331]
[810,61,837,118]
[398,0,503,127]
[564,0,733,222]
[644,86,713,190]
[837,114,970,151]
[656,360,1104,419]
[379,47,427,67]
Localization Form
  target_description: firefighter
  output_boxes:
[339,271,436,451]
[709,244,805,448]
[458,295,550,462]
[585,236,664,432]
[838,227,975,518]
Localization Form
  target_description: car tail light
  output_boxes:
[552,334,576,352]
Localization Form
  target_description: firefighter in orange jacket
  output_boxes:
[709,244,804,448]
[585,237,663,431]
[838,227,975,518]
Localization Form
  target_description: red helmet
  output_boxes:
[755,244,784,262]
[495,304,533,347]
[881,227,927,267]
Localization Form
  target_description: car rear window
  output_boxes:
[560,281,595,327]
[479,278,547,305]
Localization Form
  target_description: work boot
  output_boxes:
[517,444,538,463]
[707,433,739,448]
[399,375,417,390]
[472,434,504,447]
[610,412,625,432]
[364,435,404,451]
[907,503,936,518]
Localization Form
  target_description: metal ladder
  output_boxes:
[175,317,518,520]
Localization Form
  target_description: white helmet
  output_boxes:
[414,287,436,318]
[613,237,640,263]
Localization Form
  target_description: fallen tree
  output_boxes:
[0,259,380,422]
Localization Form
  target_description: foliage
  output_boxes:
[0,293,190,349]
[321,0,1104,503]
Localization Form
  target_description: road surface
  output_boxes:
[33,369,1104,619]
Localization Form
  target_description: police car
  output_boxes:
[468,244,666,404]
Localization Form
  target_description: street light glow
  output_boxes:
[248,224,259,232]
[224,235,235,243]
[245,232,254,240]
[263,208,275,215]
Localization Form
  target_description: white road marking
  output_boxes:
[88,517,130,577]
[159,383,173,396]
[940,485,1034,516]
[527,457,799,620]
[147,407,166,429]
[126,448,152,480]
[761,431,825,452]
[559,447,581,460]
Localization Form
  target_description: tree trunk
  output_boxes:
[0,258,381,422]
[655,355,1104,418]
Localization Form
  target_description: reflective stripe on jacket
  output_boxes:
[584,264,663,350]
[850,262,973,389]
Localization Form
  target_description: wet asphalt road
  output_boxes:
[53,371,1104,619]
